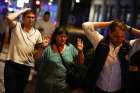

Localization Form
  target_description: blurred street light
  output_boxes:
[35,0,41,8]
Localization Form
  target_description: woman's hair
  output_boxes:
[109,19,127,32]
[50,25,69,45]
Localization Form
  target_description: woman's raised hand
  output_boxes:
[76,38,84,51]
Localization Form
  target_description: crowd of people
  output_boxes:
[0,8,140,93]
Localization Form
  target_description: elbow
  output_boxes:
[82,22,93,27]
[82,22,95,32]
[82,22,87,29]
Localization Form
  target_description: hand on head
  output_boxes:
[23,8,31,11]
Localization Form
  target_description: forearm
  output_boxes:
[127,26,140,36]
[82,21,111,29]
[6,8,31,28]
[7,8,30,20]
[92,22,111,28]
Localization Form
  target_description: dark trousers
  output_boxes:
[94,87,121,93]
[126,71,140,93]
[4,60,31,93]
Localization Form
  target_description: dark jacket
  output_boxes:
[85,36,131,93]
[130,50,140,66]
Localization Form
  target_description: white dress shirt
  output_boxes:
[83,23,122,92]
[96,43,121,92]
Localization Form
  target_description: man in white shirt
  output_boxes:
[82,20,131,93]
[35,11,55,38]
[4,8,42,93]
[35,11,55,48]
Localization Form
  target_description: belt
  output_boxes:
[129,65,140,72]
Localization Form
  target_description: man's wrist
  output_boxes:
[128,27,132,33]
[127,26,132,33]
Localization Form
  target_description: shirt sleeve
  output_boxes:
[82,23,103,49]
[129,39,137,46]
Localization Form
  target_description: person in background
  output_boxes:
[82,20,132,93]
[4,8,42,93]
[35,25,84,93]
[35,11,55,43]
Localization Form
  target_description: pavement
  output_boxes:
[0,48,7,93]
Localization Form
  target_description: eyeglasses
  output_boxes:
[25,16,35,19]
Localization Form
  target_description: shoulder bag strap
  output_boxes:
[55,44,69,69]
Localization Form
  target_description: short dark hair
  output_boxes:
[109,19,127,32]
[50,25,69,45]
[44,11,50,16]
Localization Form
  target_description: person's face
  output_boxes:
[56,33,67,46]
[43,14,50,22]
[23,13,35,27]
[109,26,126,47]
